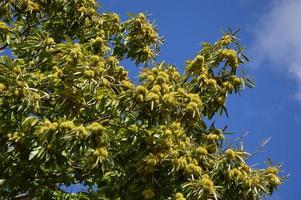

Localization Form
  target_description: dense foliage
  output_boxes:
[0,0,283,199]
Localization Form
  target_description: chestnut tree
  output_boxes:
[0,0,283,199]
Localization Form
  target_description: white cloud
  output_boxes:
[251,0,301,100]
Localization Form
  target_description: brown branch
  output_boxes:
[0,15,52,52]
[0,43,8,51]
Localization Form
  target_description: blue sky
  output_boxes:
[100,0,301,199]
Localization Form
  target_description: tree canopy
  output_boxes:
[0,0,283,199]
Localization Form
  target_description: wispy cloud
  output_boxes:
[251,0,301,100]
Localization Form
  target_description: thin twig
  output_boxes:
[247,137,271,161]
[15,192,30,199]
[226,131,249,149]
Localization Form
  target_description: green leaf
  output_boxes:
[29,146,43,161]
[0,179,5,185]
